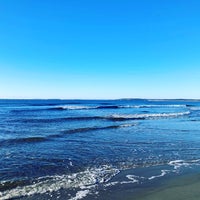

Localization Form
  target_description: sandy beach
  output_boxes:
[133,173,200,200]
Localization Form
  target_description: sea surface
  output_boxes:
[1,99,200,200]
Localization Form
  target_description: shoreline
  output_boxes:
[86,165,200,200]
[5,164,200,200]
[135,172,200,200]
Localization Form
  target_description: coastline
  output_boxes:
[5,162,200,200]
[135,172,200,200]
[84,165,200,200]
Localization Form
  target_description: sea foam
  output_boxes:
[110,111,190,120]
[0,165,120,200]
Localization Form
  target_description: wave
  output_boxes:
[2,159,199,200]
[0,137,47,147]
[1,159,200,200]
[52,104,188,110]
[0,124,136,146]
[97,105,120,109]
[11,104,189,113]
[9,116,105,124]
[168,159,200,170]
[189,107,200,111]
[11,108,44,113]
[11,106,97,113]
[51,105,121,110]
[0,179,30,192]
[30,103,63,107]
[10,111,190,124]
[29,102,82,107]
[51,104,190,110]
[108,111,190,121]
[49,105,96,110]
[129,104,187,108]
[19,137,46,143]
[61,124,136,134]
[0,165,120,200]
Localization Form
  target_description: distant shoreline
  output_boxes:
[0,98,200,101]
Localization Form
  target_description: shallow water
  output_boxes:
[1,99,200,199]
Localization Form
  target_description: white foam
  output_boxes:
[57,105,96,110]
[119,123,137,127]
[104,181,119,187]
[121,175,139,184]
[0,165,120,200]
[123,105,187,108]
[168,160,187,169]
[55,104,187,110]
[189,107,200,111]
[70,190,90,200]
[148,170,169,180]
[111,111,190,119]
[168,159,200,170]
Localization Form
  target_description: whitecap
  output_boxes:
[56,105,96,110]
[111,111,190,120]
[189,107,200,111]
[122,105,187,108]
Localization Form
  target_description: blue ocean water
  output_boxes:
[1,99,200,199]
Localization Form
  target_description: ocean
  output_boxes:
[1,99,200,200]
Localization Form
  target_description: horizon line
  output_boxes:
[0,98,200,101]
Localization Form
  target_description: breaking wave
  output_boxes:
[130,104,187,108]
[108,111,190,121]
[9,111,190,125]
[11,104,189,113]
[0,165,120,200]
[49,104,188,111]
[1,159,200,200]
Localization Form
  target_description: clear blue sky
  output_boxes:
[0,0,200,99]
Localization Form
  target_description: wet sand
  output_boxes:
[135,173,200,200]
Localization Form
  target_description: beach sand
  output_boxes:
[134,173,200,200]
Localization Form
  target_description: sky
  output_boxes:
[0,0,200,99]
